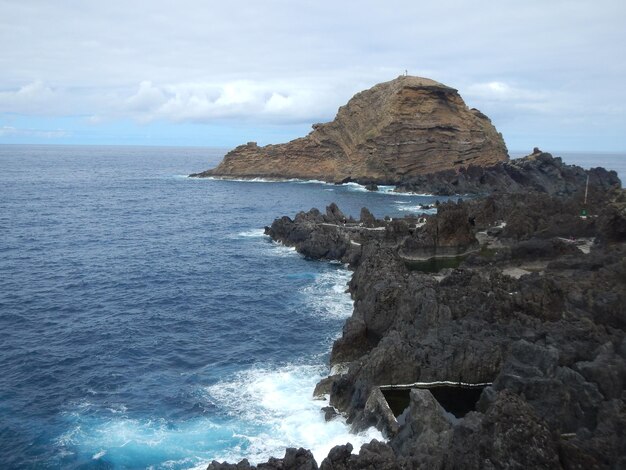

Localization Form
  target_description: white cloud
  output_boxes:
[0,80,112,116]
[121,79,344,124]
[0,126,17,136]
[466,82,547,103]
[0,81,55,113]
[464,80,585,117]
[15,81,54,99]
[265,93,292,113]
[0,0,624,148]
[0,125,70,139]
[125,80,167,112]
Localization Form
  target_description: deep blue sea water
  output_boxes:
[0,145,444,470]
[0,145,623,469]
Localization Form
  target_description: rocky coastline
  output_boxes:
[208,158,625,469]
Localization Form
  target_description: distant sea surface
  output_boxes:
[0,145,623,469]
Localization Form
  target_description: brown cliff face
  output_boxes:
[191,76,509,183]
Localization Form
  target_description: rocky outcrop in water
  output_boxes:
[190,76,508,183]
[259,184,626,469]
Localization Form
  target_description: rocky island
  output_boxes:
[208,152,625,469]
[190,76,508,184]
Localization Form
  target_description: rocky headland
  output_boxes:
[208,159,625,469]
[190,76,508,184]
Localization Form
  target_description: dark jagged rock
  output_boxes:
[257,186,626,469]
[208,448,318,470]
[397,149,621,196]
[208,459,252,470]
[211,166,625,469]
[359,208,377,228]
[400,199,478,257]
[190,76,508,183]
[389,389,453,467]
[444,390,561,469]
[321,406,339,422]
[558,398,626,469]
[357,388,400,437]
[320,443,354,470]
[597,189,626,243]
[320,441,398,470]
[486,340,605,432]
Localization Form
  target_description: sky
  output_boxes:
[0,0,625,152]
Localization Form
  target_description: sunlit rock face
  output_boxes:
[191,76,508,183]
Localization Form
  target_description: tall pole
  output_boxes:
[584,174,589,205]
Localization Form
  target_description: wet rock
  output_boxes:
[280,448,318,470]
[207,459,252,470]
[321,406,339,422]
[209,448,319,470]
[313,376,337,398]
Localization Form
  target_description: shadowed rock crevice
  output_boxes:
[382,384,488,419]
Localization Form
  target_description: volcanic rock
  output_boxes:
[443,390,561,469]
[319,440,397,470]
[397,149,621,196]
[191,76,508,183]
[261,186,625,468]
[390,388,454,467]
[207,448,318,470]
[214,162,624,468]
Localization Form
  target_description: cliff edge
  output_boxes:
[190,76,509,183]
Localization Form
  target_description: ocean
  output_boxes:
[0,145,623,469]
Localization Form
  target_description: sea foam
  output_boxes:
[203,364,383,466]
[56,410,229,469]
[396,204,438,214]
[301,269,353,320]
[234,228,267,239]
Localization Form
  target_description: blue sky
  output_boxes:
[1,0,625,152]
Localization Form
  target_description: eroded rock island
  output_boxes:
[191,76,508,183]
